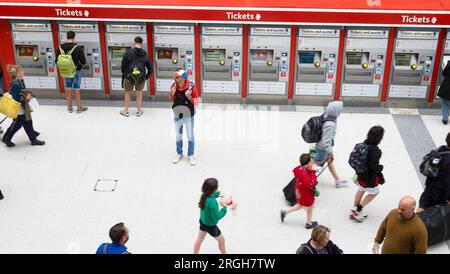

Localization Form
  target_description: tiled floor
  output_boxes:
[0,102,449,254]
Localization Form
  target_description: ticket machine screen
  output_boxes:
[158,49,173,60]
[251,50,272,61]
[18,46,35,57]
[204,49,221,61]
[395,54,413,66]
[111,47,128,60]
[299,52,316,64]
[347,53,364,65]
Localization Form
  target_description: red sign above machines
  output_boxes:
[59,23,98,32]
[54,8,90,18]
[1,4,450,27]
[11,22,51,31]
[299,29,340,37]
[154,25,194,34]
[106,24,146,33]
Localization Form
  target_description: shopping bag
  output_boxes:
[29,97,39,112]
[0,93,21,119]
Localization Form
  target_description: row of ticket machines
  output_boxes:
[9,20,450,107]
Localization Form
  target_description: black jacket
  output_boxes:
[422,146,450,206]
[357,140,384,187]
[438,61,450,100]
[56,43,86,71]
[120,47,152,79]
[296,240,343,254]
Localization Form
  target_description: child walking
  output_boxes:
[281,153,319,229]
[194,178,228,254]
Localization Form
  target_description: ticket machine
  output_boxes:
[388,29,439,107]
[201,25,242,103]
[57,22,104,97]
[105,23,148,97]
[435,30,450,104]
[153,24,195,99]
[248,26,291,104]
[341,28,389,106]
[10,21,59,96]
[295,27,340,105]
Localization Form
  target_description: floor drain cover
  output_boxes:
[94,179,118,192]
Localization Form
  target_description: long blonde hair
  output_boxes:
[7,64,24,79]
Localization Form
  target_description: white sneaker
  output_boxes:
[335,179,348,188]
[172,154,183,164]
[189,155,196,166]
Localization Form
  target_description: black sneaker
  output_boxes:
[0,190,3,200]
[280,210,286,223]
[443,120,448,125]
[2,139,15,147]
[31,139,45,146]
[305,221,318,229]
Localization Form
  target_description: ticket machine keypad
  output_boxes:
[45,48,56,76]
[185,50,194,76]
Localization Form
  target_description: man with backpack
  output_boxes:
[120,36,152,117]
[418,132,450,212]
[170,69,199,166]
[348,126,385,222]
[96,223,131,254]
[56,31,88,114]
[303,101,348,188]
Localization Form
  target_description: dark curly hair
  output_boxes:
[366,126,384,146]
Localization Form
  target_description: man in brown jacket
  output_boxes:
[373,196,428,254]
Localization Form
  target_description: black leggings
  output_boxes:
[2,115,38,143]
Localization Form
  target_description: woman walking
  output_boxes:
[2,65,45,147]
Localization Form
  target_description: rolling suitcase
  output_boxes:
[417,204,450,246]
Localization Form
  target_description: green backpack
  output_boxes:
[57,45,78,78]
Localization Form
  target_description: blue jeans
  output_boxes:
[64,70,82,89]
[174,116,195,156]
[442,98,450,122]
[313,147,331,166]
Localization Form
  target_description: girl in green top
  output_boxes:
[193,178,228,254]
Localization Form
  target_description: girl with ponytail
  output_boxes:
[194,178,228,254]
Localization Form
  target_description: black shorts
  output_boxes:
[199,220,221,237]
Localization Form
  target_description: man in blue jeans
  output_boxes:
[56,31,88,114]
[96,223,131,254]
[169,70,199,166]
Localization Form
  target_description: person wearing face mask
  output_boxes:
[372,196,428,254]
[96,223,131,254]
[296,225,343,254]
[169,69,199,166]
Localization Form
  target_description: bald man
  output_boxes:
[373,196,428,254]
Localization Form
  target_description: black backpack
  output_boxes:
[419,146,450,178]
[301,114,336,143]
[125,50,147,85]
[348,143,369,174]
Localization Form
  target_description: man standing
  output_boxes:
[170,70,199,166]
[96,223,131,254]
[120,36,152,117]
[313,101,348,188]
[56,31,88,114]
[373,196,428,254]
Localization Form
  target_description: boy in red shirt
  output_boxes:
[281,153,319,229]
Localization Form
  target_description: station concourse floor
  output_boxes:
[0,99,449,254]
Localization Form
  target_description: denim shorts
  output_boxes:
[313,147,331,166]
[65,70,82,89]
